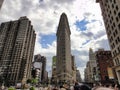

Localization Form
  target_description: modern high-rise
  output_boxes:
[34,54,47,83]
[96,0,120,83]
[0,16,36,86]
[56,13,72,84]
[0,0,4,9]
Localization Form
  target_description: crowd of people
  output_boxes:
[0,81,120,90]
[38,82,120,90]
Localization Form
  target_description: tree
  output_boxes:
[29,86,35,90]
[27,79,32,84]
[31,78,38,84]
[8,87,16,90]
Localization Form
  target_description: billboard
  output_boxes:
[107,67,114,79]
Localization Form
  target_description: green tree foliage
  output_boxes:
[31,78,38,84]
[8,87,16,90]
[29,86,35,90]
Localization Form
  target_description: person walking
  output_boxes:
[74,81,91,90]
[74,82,81,90]
[60,85,66,90]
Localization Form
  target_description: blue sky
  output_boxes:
[75,19,89,31]
[40,34,56,48]
[0,0,110,79]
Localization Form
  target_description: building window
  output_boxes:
[110,11,111,14]
[117,58,120,64]
[115,59,117,65]
[108,5,110,8]
[112,4,114,8]
[113,32,116,37]
[111,36,113,41]
[116,17,119,22]
[113,23,115,27]
[116,6,118,11]
[118,24,120,29]
[115,39,118,44]
[106,0,108,3]
[118,47,120,53]
[113,43,115,48]
[115,29,118,34]
[118,12,120,18]
[110,20,112,23]
[114,10,116,15]
[108,14,110,18]
[117,37,120,42]
[113,0,116,3]
[112,26,114,30]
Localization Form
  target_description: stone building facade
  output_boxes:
[56,13,72,84]
[96,0,120,83]
[34,54,47,83]
[0,0,4,9]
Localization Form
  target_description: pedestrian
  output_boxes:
[47,85,51,90]
[60,85,66,90]
[74,81,91,90]
[92,83,100,90]
[74,82,81,90]
[114,84,120,90]
[70,85,74,90]
[80,84,91,90]
[93,87,114,90]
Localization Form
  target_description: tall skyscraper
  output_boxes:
[76,70,82,83]
[0,0,4,9]
[34,54,47,83]
[0,16,36,86]
[56,13,72,84]
[84,48,97,83]
[84,61,91,82]
[96,0,120,83]
[71,55,77,82]
[89,48,98,82]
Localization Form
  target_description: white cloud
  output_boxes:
[0,0,110,80]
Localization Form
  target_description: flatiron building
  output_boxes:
[0,0,4,9]
[56,13,72,84]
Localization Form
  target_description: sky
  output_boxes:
[0,0,110,79]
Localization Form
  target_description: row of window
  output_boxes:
[105,0,120,37]
[112,46,120,57]
[111,36,120,49]
[114,57,120,66]
[109,0,116,4]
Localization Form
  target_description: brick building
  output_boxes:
[95,49,114,82]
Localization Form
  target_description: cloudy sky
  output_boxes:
[0,0,110,79]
